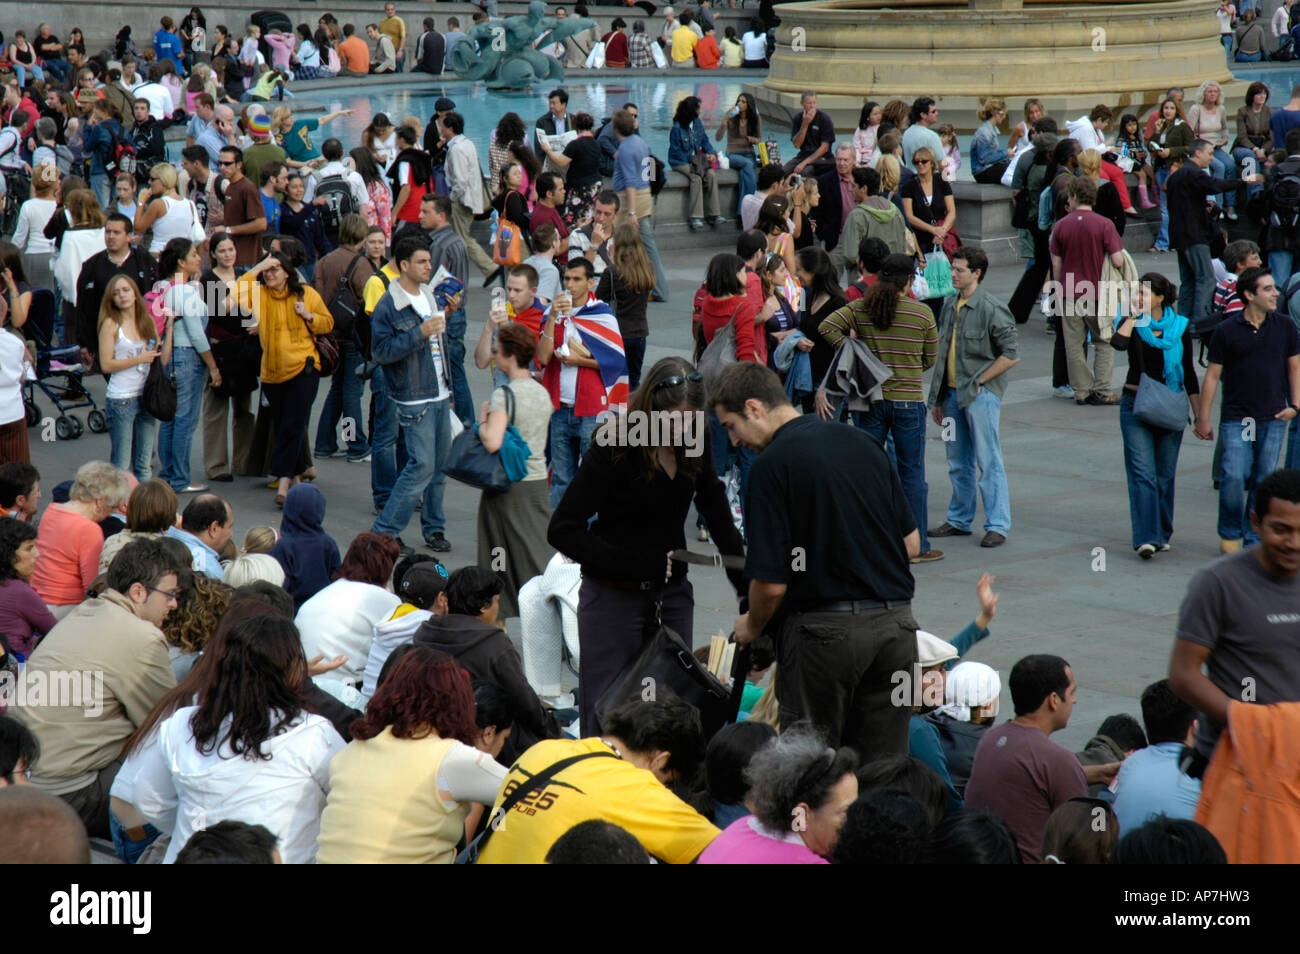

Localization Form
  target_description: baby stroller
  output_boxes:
[20,288,107,440]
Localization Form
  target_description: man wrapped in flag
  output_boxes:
[536,258,629,509]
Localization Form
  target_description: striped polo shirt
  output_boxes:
[818,297,939,401]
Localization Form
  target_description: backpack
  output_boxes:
[326,253,367,344]
[1268,169,1300,231]
[315,174,357,242]
[107,125,137,179]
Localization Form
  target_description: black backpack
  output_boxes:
[1268,169,1300,231]
[326,253,367,345]
[315,174,358,243]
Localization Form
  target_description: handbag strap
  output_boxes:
[475,750,620,857]
[495,384,517,426]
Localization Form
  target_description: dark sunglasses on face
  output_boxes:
[654,371,704,392]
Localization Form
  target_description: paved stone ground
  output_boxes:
[27,243,1219,750]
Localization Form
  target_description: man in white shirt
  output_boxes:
[568,189,617,277]
[369,236,454,554]
[741,164,790,231]
[441,110,498,280]
[133,65,174,121]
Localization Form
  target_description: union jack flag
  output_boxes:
[567,297,629,410]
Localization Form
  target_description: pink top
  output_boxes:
[266,33,296,72]
[30,504,104,606]
[697,816,829,865]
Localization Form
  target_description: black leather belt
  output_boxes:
[795,599,905,614]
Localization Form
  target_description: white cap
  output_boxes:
[916,629,959,668]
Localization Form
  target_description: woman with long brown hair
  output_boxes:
[596,222,655,389]
[548,355,747,736]
[99,274,173,481]
[51,187,106,347]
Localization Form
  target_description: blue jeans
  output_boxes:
[1119,393,1184,549]
[855,400,931,552]
[372,396,450,540]
[1270,249,1295,290]
[1154,167,1170,251]
[1235,50,1263,62]
[106,394,158,481]
[314,341,370,457]
[90,171,111,211]
[727,152,757,214]
[109,811,162,865]
[158,347,206,490]
[444,308,474,427]
[1222,34,1234,59]
[370,366,404,511]
[1219,416,1287,543]
[639,215,670,302]
[549,405,601,510]
[708,408,754,497]
[1233,146,1264,201]
[1176,243,1215,327]
[12,62,44,87]
[1208,148,1236,209]
[940,389,1011,534]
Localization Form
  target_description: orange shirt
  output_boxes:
[338,36,371,73]
[30,504,105,606]
[696,35,721,69]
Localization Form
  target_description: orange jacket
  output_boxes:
[1196,700,1300,864]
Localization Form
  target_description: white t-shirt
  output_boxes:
[104,326,150,399]
[1217,6,1235,32]
[742,31,767,60]
[135,82,174,121]
[0,328,27,426]
[371,131,398,172]
[523,254,560,302]
[389,280,450,402]
[317,160,370,211]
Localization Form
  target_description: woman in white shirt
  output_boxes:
[0,325,30,462]
[1187,81,1238,220]
[295,531,402,695]
[317,645,507,864]
[13,164,58,292]
[741,20,768,67]
[134,163,196,255]
[132,613,346,864]
[99,274,172,480]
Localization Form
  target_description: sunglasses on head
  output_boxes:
[654,371,703,393]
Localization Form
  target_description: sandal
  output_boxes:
[299,468,317,482]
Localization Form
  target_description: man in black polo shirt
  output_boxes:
[714,363,920,761]
[1195,266,1300,552]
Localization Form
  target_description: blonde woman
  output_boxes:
[1186,81,1238,220]
[901,146,955,258]
[596,222,656,388]
[13,164,58,292]
[99,275,172,480]
[133,164,194,255]
[971,99,1012,184]
[1078,148,1126,237]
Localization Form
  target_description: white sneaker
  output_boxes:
[1052,386,1075,399]
[1226,209,1239,221]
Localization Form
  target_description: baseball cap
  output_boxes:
[400,560,450,608]
[434,97,456,113]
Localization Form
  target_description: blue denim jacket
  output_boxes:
[668,118,716,167]
[369,285,450,403]
[970,120,1009,175]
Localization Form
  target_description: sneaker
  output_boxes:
[1052,385,1074,400]
[689,218,706,231]
[425,532,452,553]
[697,527,709,542]
[347,452,372,463]
[1157,543,1172,552]
[1226,209,1238,221]
[1138,543,1156,560]
[180,483,209,493]
[709,215,728,227]
[910,548,945,564]
[1044,319,1055,335]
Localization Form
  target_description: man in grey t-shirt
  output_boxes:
[1171,469,1300,765]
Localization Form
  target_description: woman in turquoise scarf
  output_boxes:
[1111,272,1203,559]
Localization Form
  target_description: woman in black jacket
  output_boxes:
[549,356,746,736]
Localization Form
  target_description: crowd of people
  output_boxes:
[0,3,1298,868]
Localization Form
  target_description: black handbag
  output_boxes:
[443,389,519,492]
[209,335,262,397]
[142,356,177,421]
[593,596,736,739]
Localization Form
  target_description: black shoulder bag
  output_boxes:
[455,750,619,864]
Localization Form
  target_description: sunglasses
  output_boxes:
[217,159,236,166]
[915,159,932,166]
[654,371,703,392]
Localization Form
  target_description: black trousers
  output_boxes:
[577,576,694,737]
[973,161,1010,185]
[1009,225,1051,324]
[775,602,918,764]
[263,368,319,479]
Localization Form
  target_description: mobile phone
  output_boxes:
[789,174,802,187]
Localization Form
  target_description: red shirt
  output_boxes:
[699,293,759,364]
[603,31,629,66]
[530,202,569,267]
[696,35,721,69]
[1048,209,1122,300]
